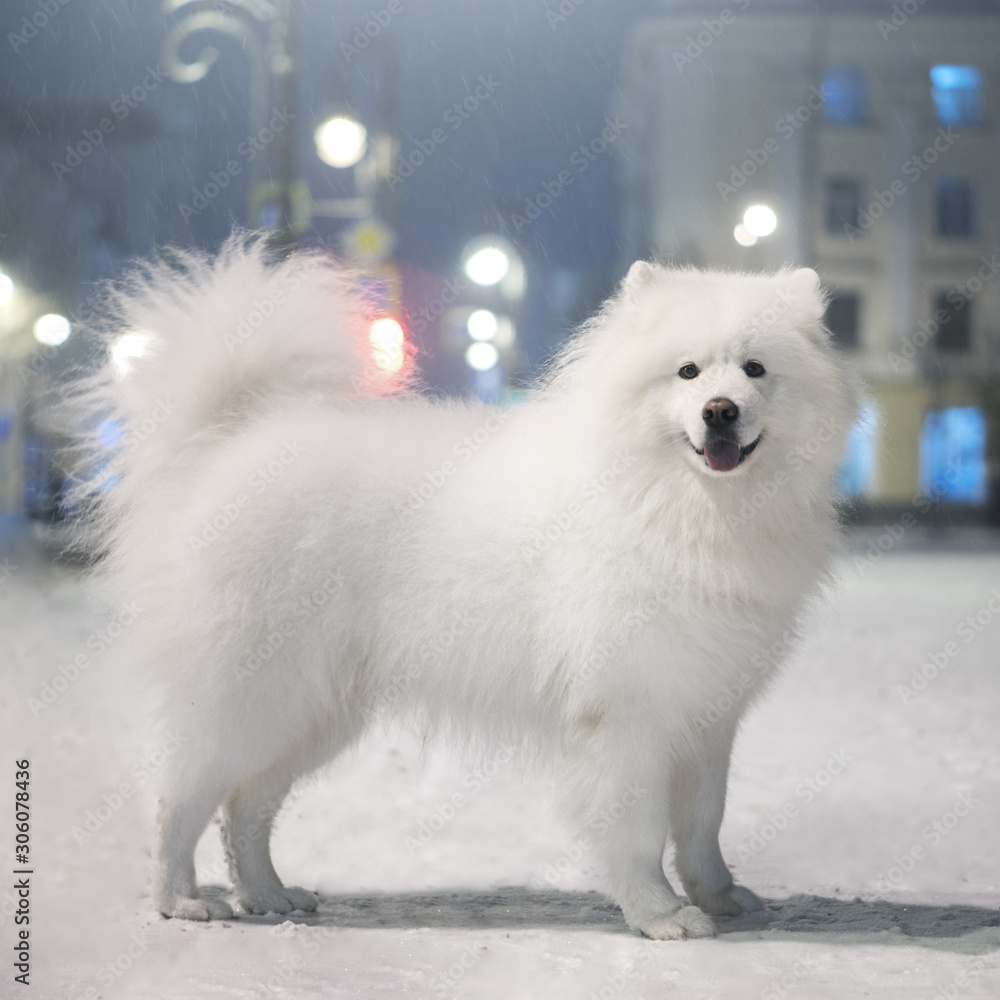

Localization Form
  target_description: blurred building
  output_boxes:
[617,0,1000,520]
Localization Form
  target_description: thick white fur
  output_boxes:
[76,236,858,938]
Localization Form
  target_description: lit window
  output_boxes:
[824,290,860,349]
[920,407,987,504]
[825,178,861,235]
[932,291,971,352]
[935,178,975,238]
[823,66,867,125]
[930,65,982,126]
[838,404,877,497]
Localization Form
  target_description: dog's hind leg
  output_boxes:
[221,725,360,916]
[222,757,320,916]
[153,765,235,921]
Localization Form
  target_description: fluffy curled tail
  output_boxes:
[64,232,414,568]
[72,233,411,516]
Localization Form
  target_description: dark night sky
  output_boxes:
[1,1,654,265]
[2,0,997,381]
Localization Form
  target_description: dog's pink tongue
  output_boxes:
[704,439,741,472]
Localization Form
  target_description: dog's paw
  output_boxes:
[691,883,765,918]
[638,905,716,941]
[160,896,234,921]
[235,885,318,916]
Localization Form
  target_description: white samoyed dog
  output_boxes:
[77,236,857,940]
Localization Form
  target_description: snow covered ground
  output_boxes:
[2,517,999,999]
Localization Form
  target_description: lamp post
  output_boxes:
[162,0,301,240]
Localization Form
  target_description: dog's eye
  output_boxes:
[678,363,700,380]
[743,360,766,378]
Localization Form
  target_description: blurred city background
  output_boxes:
[0,0,999,528]
[3,4,1000,993]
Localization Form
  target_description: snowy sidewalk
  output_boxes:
[2,519,999,998]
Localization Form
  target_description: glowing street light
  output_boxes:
[0,273,13,305]
[465,341,499,371]
[314,115,368,169]
[467,309,498,341]
[33,313,71,347]
[464,247,510,286]
[743,204,777,238]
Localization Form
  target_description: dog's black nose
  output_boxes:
[702,397,739,426]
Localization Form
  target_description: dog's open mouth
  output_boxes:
[692,433,762,472]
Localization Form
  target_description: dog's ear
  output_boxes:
[785,268,829,344]
[788,267,821,300]
[622,260,655,296]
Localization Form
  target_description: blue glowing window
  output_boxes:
[838,404,877,497]
[920,407,987,504]
[930,65,982,125]
[823,66,867,125]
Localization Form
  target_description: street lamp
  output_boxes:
[33,314,72,347]
[467,309,498,341]
[162,0,298,235]
[465,341,499,371]
[464,246,510,286]
[314,115,368,169]
[742,204,777,238]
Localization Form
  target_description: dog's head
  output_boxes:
[585,262,859,490]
